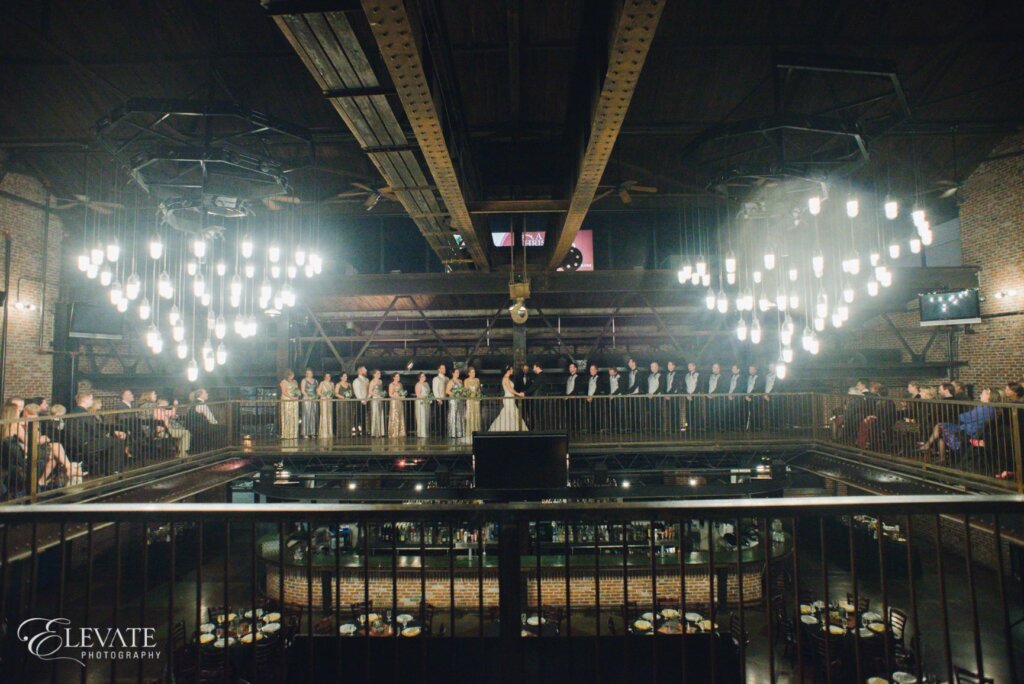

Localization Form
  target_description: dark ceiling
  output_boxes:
[2,0,1023,269]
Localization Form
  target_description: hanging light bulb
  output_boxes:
[808,333,820,355]
[678,260,693,283]
[815,290,829,319]
[246,315,258,337]
[200,291,211,307]
[726,272,736,285]
[310,252,323,274]
[295,247,307,266]
[776,360,788,380]
[229,293,241,309]
[843,284,855,304]
[169,304,181,327]
[90,245,104,266]
[192,237,207,259]
[116,297,128,312]
[172,322,185,342]
[176,342,188,360]
[750,316,762,344]
[268,243,281,263]
[801,326,814,351]
[705,287,716,310]
[788,267,798,282]
[216,260,227,277]
[109,280,123,306]
[716,289,729,314]
[201,338,214,359]
[831,311,844,328]
[677,267,688,285]
[812,250,825,278]
[763,248,776,270]
[814,316,825,332]
[203,355,216,373]
[186,260,198,277]
[740,288,753,311]
[216,342,228,366]
[287,264,298,280]
[909,237,922,254]
[151,331,163,355]
[689,272,701,286]
[272,291,284,311]
[304,263,315,278]
[869,251,881,267]
[847,251,861,275]
[700,273,711,287]
[77,253,90,272]
[86,263,99,279]
[695,255,708,277]
[808,195,822,216]
[867,278,880,297]
[911,208,926,228]
[186,358,199,382]
[229,274,243,299]
[244,261,255,279]
[888,240,901,260]
[145,323,159,349]
[884,198,898,220]
[125,272,141,300]
[776,292,789,311]
[282,282,296,307]
[752,270,762,284]
[206,311,216,332]
[879,269,893,288]
[157,271,174,300]
[270,264,281,279]
[736,317,748,341]
[725,250,737,273]
[149,234,164,260]
[782,346,794,364]
[758,294,771,312]
[921,229,934,246]
[105,238,120,263]
[845,197,859,218]
[780,322,794,347]
[259,280,272,303]
[838,304,850,322]
[241,234,254,259]
[99,266,113,287]
[214,315,227,340]
[234,314,245,336]
[193,273,206,297]
[138,297,151,321]
[789,291,800,310]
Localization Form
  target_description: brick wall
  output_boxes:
[957,133,1024,387]
[0,172,63,400]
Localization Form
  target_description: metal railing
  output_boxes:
[2,394,1022,502]
[0,496,1020,682]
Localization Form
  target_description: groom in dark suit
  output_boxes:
[523,362,545,429]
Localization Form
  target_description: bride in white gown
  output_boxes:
[488,366,528,431]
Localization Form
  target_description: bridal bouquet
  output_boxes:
[339,388,355,399]
[318,385,335,399]
[287,386,301,399]
[397,388,408,397]
[467,387,482,399]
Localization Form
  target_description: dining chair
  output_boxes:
[809,630,843,683]
[347,600,373,623]
[887,607,908,645]
[953,667,995,684]
[798,588,817,605]
[197,647,228,684]
[846,592,870,612]
[542,606,566,634]
[170,619,187,654]
[420,601,436,635]
[728,613,748,648]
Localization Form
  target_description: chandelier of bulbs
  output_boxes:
[677,188,935,379]
[76,203,324,382]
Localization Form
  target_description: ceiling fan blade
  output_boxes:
[618,189,632,204]
[262,198,281,210]
[592,189,614,202]
[90,201,125,210]
[89,205,114,215]
[631,185,658,193]
[331,191,368,199]
[939,186,959,198]
[363,193,379,209]
[351,182,375,193]
[274,195,302,204]
[73,194,90,202]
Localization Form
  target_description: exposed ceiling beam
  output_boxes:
[270,9,470,267]
[360,0,490,270]
[546,0,666,270]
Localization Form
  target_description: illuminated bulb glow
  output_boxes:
[193,274,206,297]
[105,241,120,263]
[77,254,90,272]
[782,347,794,363]
[690,272,700,286]
[911,208,926,227]
[216,260,227,277]
[215,315,227,340]
[845,198,859,218]
[192,238,207,259]
[200,292,211,307]
[753,270,762,284]
[176,342,188,360]
[884,199,898,220]
[843,286,855,304]
[678,262,693,282]
[763,251,776,270]
[867,279,880,297]
[157,272,174,300]
[700,273,711,287]
[244,262,255,278]
[241,235,254,259]
[186,359,199,382]
[99,267,113,287]
[138,298,151,321]
[90,247,104,266]
[725,251,737,274]
[109,281,123,306]
[186,261,198,276]
[216,343,228,365]
[736,318,748,342]
[870,252,880,267]
[889,242,901,259]
[909,238,922,254]
[776,361,787,380]
[815,291,829,319]
[750,317,762,344]
[789,292,800,310]
[270,264,281,279]
[287,265,298,280]
[832,311,844,328]
[788,268,798,282]
[172,323,185,342]
[726,272,736,285]
[808,196,822,215]
[695,256,708,277]
[716,290,729,314]
[295,248,307,266]
[86,264,98,279]
[921,230,934,246]
[148,235,164,260]
[812,252,825,278]
[776,293,788,311]
[268,244,281,263]
[705,288,716,310]
[230,275,243,299]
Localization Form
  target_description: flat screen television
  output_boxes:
[69,302,125,339]
[919,288,981,326]
[473,432,568,491]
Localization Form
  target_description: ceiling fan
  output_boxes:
[593,179,658,204]
[261,194,304,211]
[49,194,125,215]
[325,182,399,210]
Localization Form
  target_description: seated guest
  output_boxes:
[919,387,1000,463]
[188,389,227,449]
[1003,382,1023,403]
[156,399,191,456]
[68,392,128,475]
[841,378,871,440]
[21,403,83,487]
[1,403,29,498]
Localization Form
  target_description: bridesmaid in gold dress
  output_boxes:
[279,370,300,439]
[464,366,482,435]
[317,372,334,438]
[387,372,407,438]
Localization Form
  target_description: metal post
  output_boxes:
[512,323,527,369]
[1010,407,1023,493]
[0,235,11,402]
[498,516,523,682]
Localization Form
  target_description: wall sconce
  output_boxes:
[993,289,1019,299]
[14,276,40,311]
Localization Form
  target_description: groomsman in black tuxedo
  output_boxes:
[705,362,725,431]
[606,366,625,432]
[726,364,743,430]
[683,361,702,432]
[664,361,684,433]
[743,364,762,430]
[645,361,666,432]
[624,358,644,431]
[564,362,586,433]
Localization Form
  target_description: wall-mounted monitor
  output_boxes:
[919,288,981,327]
[69,302,125,339]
